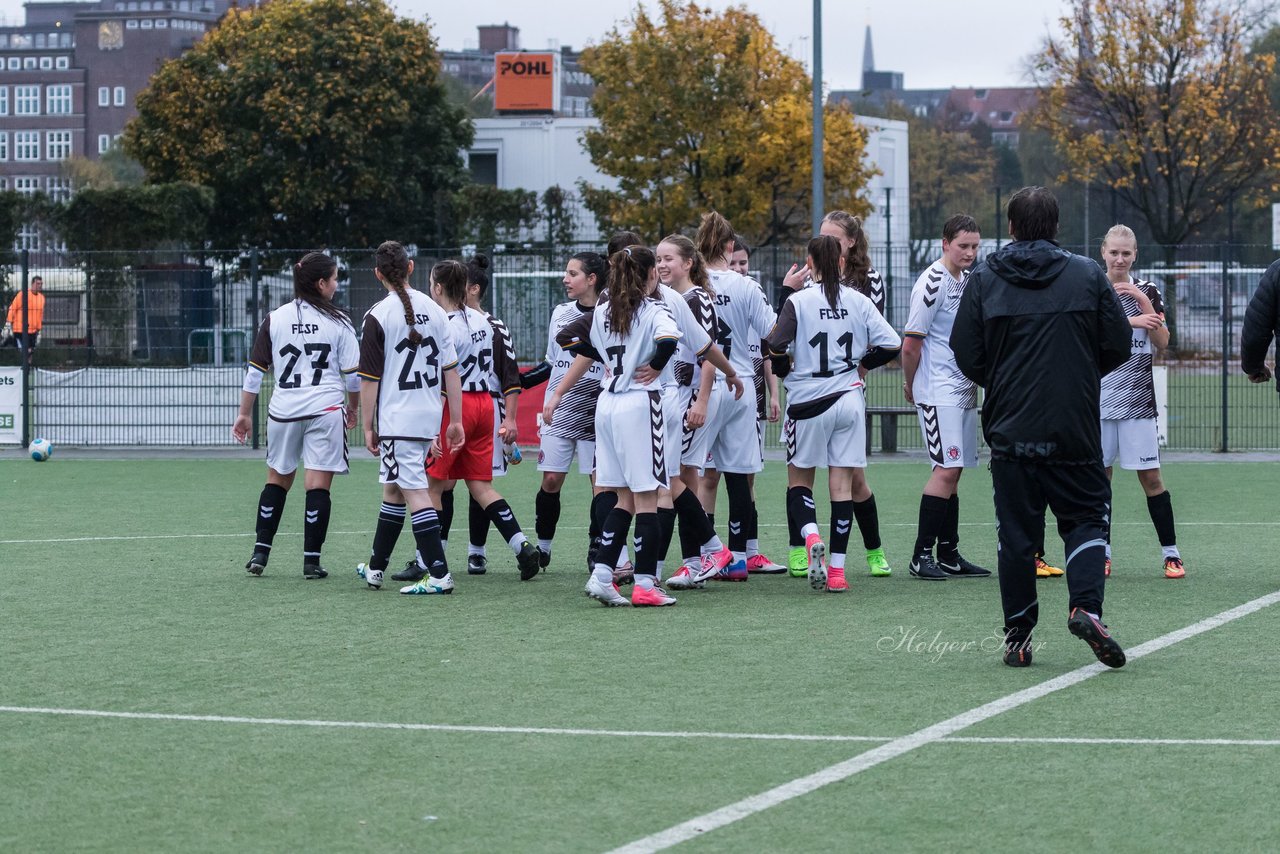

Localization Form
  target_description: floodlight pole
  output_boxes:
[811,0,824,236]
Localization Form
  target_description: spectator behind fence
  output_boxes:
[5,275,44,365]
[1241,258,1280,387]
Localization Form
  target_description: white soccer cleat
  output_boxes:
[400,573,455,595]
[585,574,630,607]
[356,563,383,590]
[665,564,705,590]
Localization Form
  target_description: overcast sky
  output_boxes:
[408,0,1072,90]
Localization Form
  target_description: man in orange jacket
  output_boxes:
[5,275,44,365]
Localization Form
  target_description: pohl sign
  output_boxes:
[495,51,559,113]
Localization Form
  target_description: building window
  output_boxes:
[46,130,72,161]
[15,86,40,116]
[39,57,53,70]
[98,134,111,154]
[141,19,153,29]
[47,176,72,201]
[18,222,41,250]
[55,56,69,69]
[35,34,45,49]
[14,176,40,194]
[126,19,139,29]
[46,85,72,115]
[6,59,17,71]
[114,86,126,106]
[156,18,167,27]
[99,86,110,107]
[23,57,36,70]
[10,34,31,49]
[0,133,8,161]
[0,88,7,117]
[468,152,498,185]
[14,131,40,161]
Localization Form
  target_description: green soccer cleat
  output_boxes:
[866,547,892,577]
[788,546,807,578]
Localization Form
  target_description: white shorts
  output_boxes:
[710,387,765,474]
[680,381,727,469]
[784,391,866,469]
[662,385,685,479]
[1101,418,1160,470]
[538,432,595,475]
[266,409,348,476]
[379,438,431,491]
[594,390,667,492]
[491,395,508,478]
[917,404,978,468]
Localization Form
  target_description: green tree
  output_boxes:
[449,185,540,246]
[907,112,994,267]
[124,0,471,249]
[579,0,875,246]
[1029,0,1280,346]
[60,146,146,192]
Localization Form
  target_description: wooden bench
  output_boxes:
[865,405,917,453]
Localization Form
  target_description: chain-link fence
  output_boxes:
[1,243,1276,450]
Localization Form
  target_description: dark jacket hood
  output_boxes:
[986,239,1073,290]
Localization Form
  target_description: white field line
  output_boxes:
[0,706,1276,749]
[607,588,1280,854]
[2,520,1273,546]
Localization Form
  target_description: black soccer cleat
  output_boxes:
[245,551,269,577]
[392,560,428,583]
[467,554,488,576]
[538,548,552,570]
[586,536,602,574]
[302,562,328,580]
[1003,637,1034,667]
[939,553,992,578]
[517,541,540,581]
[1067,608,1127,669]
[908,552,948,581]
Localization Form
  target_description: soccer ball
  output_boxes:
[29,437,52,462]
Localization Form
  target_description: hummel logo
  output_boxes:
[836,521,851,534]
[259,506,273,518]
[306,511,319,522]
[633,537,644,551]
[500,510,514,521]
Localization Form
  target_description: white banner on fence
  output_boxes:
[1154,365,1168,447]
[0,367,21,444]
[33,367,242,445]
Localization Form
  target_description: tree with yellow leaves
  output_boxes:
[1029,0,1280,344]
[124,0,471,248]
[579,1,875,246]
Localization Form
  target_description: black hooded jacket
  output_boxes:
[950,239,1131,464]
[1241,258,1280,390]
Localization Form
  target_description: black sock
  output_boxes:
[724,473,752,553]
[786,486,817,533]
[938,494,960,561]
[787,497,803,547]
[536,488,562,541]
[469,494,489,548]
[634,512,660,577]
[303,488,331,566]
[1147,490,1177,547]
[914,494,948,557]
[707,513,715,531]
[678,510,700,561]
[410,507,448,578]
[595,508,633,569]
[748,502,759,543]
[657,506,677,565]
[830,499,854,565]
[673,488,716,551]
[369,501,406,571]
[439,489,454,544]
[485,498,524,551]
[852,494,881,550]
[253,483,288,559]
[590,491,618,542]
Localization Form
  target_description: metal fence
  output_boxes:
[2,243,1277,450]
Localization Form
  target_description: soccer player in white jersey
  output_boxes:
[651,234,744,589]
[520,252,607,569]
[694,211,778,581]
[766,235,902,591]
[234,251,360,580]
[354,242,463,594]
[412,260,541,588]
[779,211,887,577]
[545,245,684,606]
[1098,225,1183,579]
[902,214,991,580]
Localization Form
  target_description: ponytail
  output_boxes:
[431,260,469,309]
[293,250,350,328]
[375,240,420,344]
[807,235,843,311]
[822,210,872,296]
[606,245,655,337]
[696,211,735,265]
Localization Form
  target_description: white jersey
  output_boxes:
[671,286,718,388]
[584,298,681,394]
[904,260,978,408]
[445,306,497,393]
[707,268,776,381]
[766,286,901,406]
[544,301,603,440]
[248,300,359,421]
[357,288,458,441]
[1100,279,1164,420]
[656,284,712,390]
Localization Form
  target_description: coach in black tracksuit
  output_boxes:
[951,187,1132,668]
[1241,258,1280,387]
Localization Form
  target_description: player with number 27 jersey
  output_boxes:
[249,300,361,421]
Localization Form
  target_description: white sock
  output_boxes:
[616,547,630,568]
[468,544,486,557]
[636,575,655,590]
[508,532,528,553]
[831,554,846,569]
[801,523,820,539]
[701,535,724,552]
[592,566,613,584]
[731,550,746,564]
[1162,545,1180,560]
[1105,544,1112,558]
[746,538,759,557]
[537,538,553,554]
